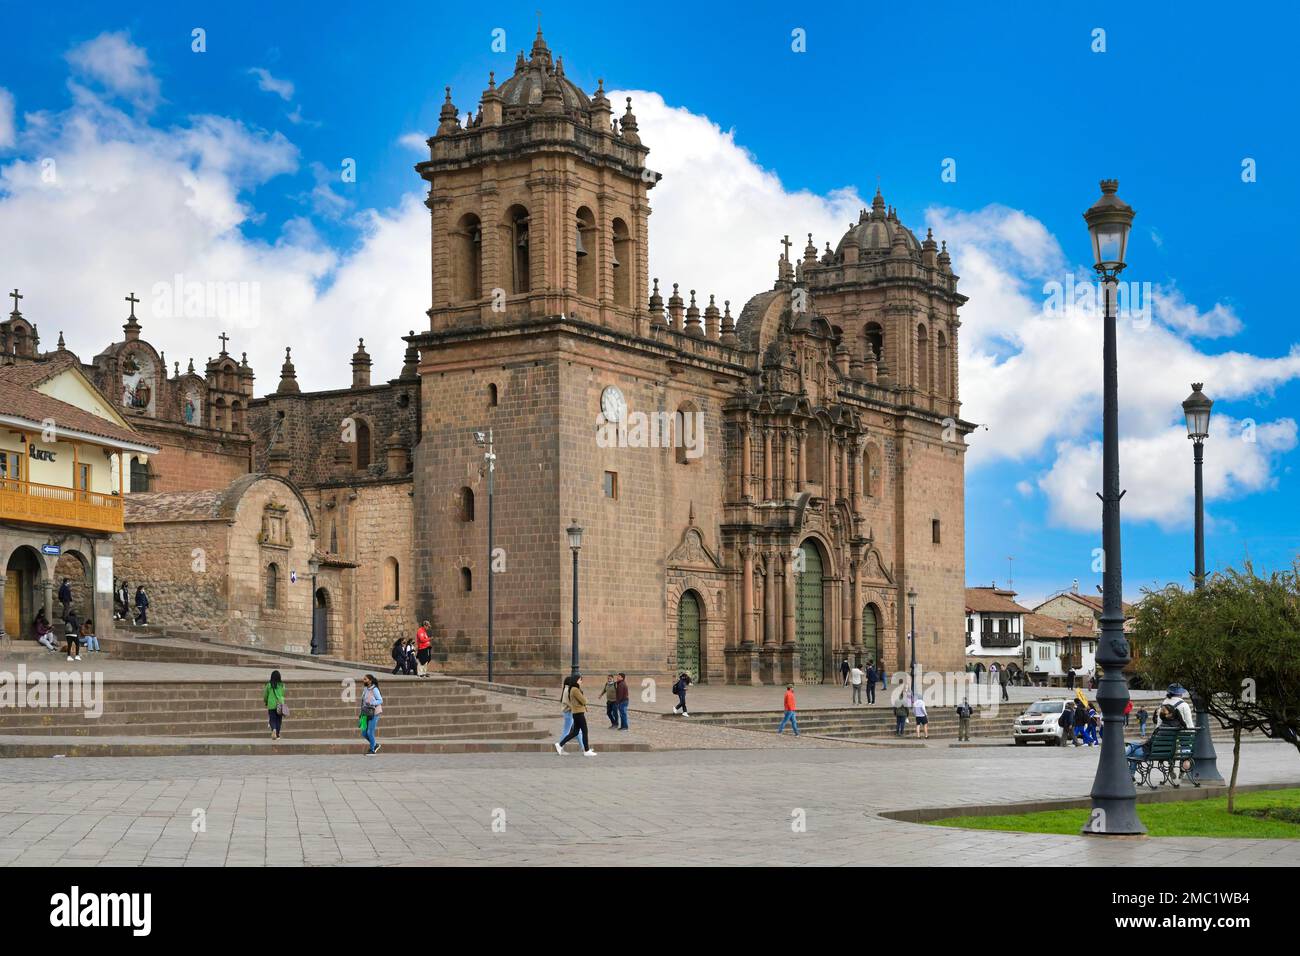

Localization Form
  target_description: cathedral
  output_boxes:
[1,30,971,684]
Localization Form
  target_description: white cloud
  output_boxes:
[614,90,865,311]
[933,204,1300,531]
[248,68,295,102]
[65,32,159,110]
[398,132,427,152]
[1038,418,1298,531]
[0,88,14,149]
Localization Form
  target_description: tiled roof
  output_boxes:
[1023,612,1096,639]
[124,488,226,523]
[0,360,157,449]
[965,587,1030,615]
[1038,591,1136,617]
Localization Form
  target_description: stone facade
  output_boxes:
[408,30,973,684]
[115,475,318,651]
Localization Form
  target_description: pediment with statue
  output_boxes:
[666,524,723,571]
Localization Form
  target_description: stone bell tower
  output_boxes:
[415,27,656,335]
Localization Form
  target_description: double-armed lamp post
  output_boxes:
[1181,383,1224,784]
[1082,179,1145,835]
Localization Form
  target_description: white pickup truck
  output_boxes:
[1013,699,1071,746]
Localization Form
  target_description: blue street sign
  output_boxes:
[41,544,61,555]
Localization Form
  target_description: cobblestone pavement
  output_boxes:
[0,740,1295,866]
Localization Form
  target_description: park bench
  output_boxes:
[1128,727,1200,789]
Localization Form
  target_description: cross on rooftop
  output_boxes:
[781,235,792,261]
[125,291,139,318]
[9,288,22,313]
[218,332,230,354]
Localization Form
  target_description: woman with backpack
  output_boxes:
[360,674,383,754]
[554,674,596,756]
[558,674,578,746]
[264,670,287,740]
[672,672,692,717]
[390,638,405,675]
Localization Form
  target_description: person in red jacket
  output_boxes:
[415,620,432,678]
[776,685,800,736]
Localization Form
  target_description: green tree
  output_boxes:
[1132,561,1300,811]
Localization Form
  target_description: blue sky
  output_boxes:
[1,0,1297,606]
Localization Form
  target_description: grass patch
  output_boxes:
[932,788,1300,839]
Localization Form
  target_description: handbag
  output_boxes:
[276,702,288,717]
[358,713,368,729]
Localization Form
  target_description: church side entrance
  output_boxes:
[796,541,824,684]
[676,590,701,683]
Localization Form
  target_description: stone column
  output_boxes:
[762,427,773,502]
[845,560,857,656]
[783,550,796,645]
[849,439,862,515]
[0,574,6,639]
[740,426,752,501]
[43,577,54,626]
[740,545,754,646]
[764,551,777,645]
[790,426,800,486]
[839,437,849,504]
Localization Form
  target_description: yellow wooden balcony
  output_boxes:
[0,477,124,533]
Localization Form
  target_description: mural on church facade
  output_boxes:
[119,350,156,416]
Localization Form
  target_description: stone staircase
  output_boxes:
[683,706,1018,742]
[0,678,549,741]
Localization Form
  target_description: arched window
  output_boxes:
[452,212,482,301]
[507,205,530,294]
[383,557,400,603]
[129,457,150,493]
[487,383,498,407]
[230,399,245,432]
[265,562,279,609]
[864,322,884,365]
[212,397,227,431]
[459,487,475,522]
[936,330,949,398]
[611,217,632,307]
[460,567,473,592]
[576,206,596,298]
[354,418,372,470]
[916,324,930,391]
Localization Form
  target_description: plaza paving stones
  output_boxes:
[0,739,1295,866]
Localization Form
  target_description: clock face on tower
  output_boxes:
[600,385,626,423]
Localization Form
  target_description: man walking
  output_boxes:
[615,672,630,730]
[57,578,72,621]
[913,693,929,739]
[955,697,973,742]
[776,685,800,736]
[850,663,864,704]
[865,662,877,704]
[600,674,619,728]
[892,698,909,736]
[134,585,150,625]
[998,665,1009,703]
[1059,698,1075,745]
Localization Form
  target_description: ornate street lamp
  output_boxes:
[907,587,918,699]
[1181,383,1225,784]
[567,519,584,676]
[1082,179,1145,835]
[308,555,322,655]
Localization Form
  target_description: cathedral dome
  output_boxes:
[498,29,591,119]
[835,188,922,259]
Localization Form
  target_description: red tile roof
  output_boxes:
[0,361,157,450]
[965,587,1030,615]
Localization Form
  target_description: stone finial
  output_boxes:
[620,97,641,145]
[649,278,666,328]
[683,290,703,337]
[277,347,300,395]
[187,357,196,374]
[803,233,817,263]
[720,300,737,345]
[437,87,460,135]
[401,330,420,379]
[351,337,372,389]
[871,186,886,219]
[704,294,721,340]
[56,330,66,351]
[385,431,408,473]
[938,239,952,273]
[667,282,685,328]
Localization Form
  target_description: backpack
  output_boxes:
[671,679,683,695]
[391,640,403,662]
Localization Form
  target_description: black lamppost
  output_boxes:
[907,587,917,698]
[475,429,496,683]
[1082,179,1145,835]
[1064,622,1073,686]
[567,520,583,676]
[308,555,321,655]
[1181,383,1224,784]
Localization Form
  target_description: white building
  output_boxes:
[964,586,1031,681]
